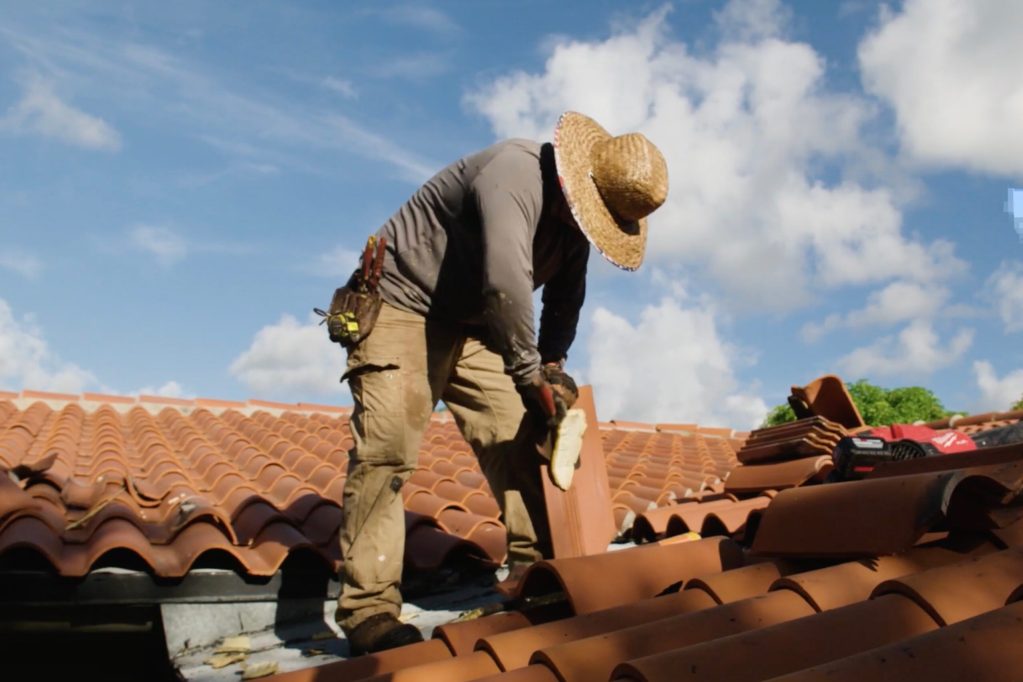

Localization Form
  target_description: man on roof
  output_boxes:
[333,111,669,654]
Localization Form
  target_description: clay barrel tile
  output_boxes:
[515,536,744,614]
[433,612,532,656]
[404,525,485,571]
[359,650,501,682]
[301,504,342,545]
[771,546,969,612]
[262,639,452,682]
[631,504,686,542]
[752,472,958,557]
[724,455,832,495]
[688,497,772,538]
[684,560,791,604]
[463,491,501,518]
[405,489,464,519]
[480,589,719,671]
[764,600,1023,682]
[871,548,1023,625]
[472,666,561,682]
[534,589,816,682]
[611,593,936,682]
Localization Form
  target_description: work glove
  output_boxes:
[541,364,578,412]
[517,374,565,429]
[517,365,579,457]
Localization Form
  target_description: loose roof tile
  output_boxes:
[514,536,744,614]
[724,455,832,494]
[788,374,866,430]
[752,461,1023,558]
[768,600,1023,681]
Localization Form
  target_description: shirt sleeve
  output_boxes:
[538,235,588,364]
[471,152,544,387]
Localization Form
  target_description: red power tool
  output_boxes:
[829,424,976,481]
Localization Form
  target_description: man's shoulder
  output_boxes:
[496,138,543,156]
[472,138,543,169]
[471,138,544,185]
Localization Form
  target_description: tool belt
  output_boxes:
[314,236,387,350]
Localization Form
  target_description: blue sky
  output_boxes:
[2,0,1022,428]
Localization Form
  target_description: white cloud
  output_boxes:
[322,115,436,181]
[129,225,188,266]
[369,52,451,80]
[465,1,964,310]
[986,261,1023,332]
[859,0,1023,175]
[714,0,792,41]
[0,249,42,278]
[0,74,121,151]
[0,298,96,393]
[375,5,460,35]
[322,76,357,99]
[837,319,973,379]
[586,295,768,429]
[801,280,949,342]
[136,380,189,398]
[229,314,348,399]
[973,361,1023,411]
[5,29,435,182]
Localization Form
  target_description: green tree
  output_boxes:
[762,379,958,428]
[764,403,796,427]
[1013,395,1023,411]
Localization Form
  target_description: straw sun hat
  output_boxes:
[553,111,668,271]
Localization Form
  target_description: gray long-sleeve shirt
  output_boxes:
[374,139,589,386]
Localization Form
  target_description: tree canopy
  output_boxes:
[1014,395,1023,411]
[763,379,957,428]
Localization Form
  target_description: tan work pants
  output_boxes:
[336,302,550,631]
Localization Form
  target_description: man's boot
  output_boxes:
[345,613,423,656]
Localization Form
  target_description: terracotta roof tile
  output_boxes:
[0,396,513,577]
[514,536,744,614]
[479,589,722,672]
[16,379,1023,681]
[81,392,135,405]
[736,418,846,465]
[769,600,1023,681]
[265,638,453,682]
[139,394,195,407]
[789,374,866,430]
[752,461,1023,558]
[724,454,833,494]
[253,394,1023,682]
[20,389,80,402]
[872,548,1023,625]
[433,611,532,656]
[926,408,1023,432]
[614,592,937,681]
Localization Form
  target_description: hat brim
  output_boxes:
[553,111,647,271]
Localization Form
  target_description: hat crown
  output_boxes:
[589,133,668,223]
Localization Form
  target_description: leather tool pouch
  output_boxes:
[315,236,387,350]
